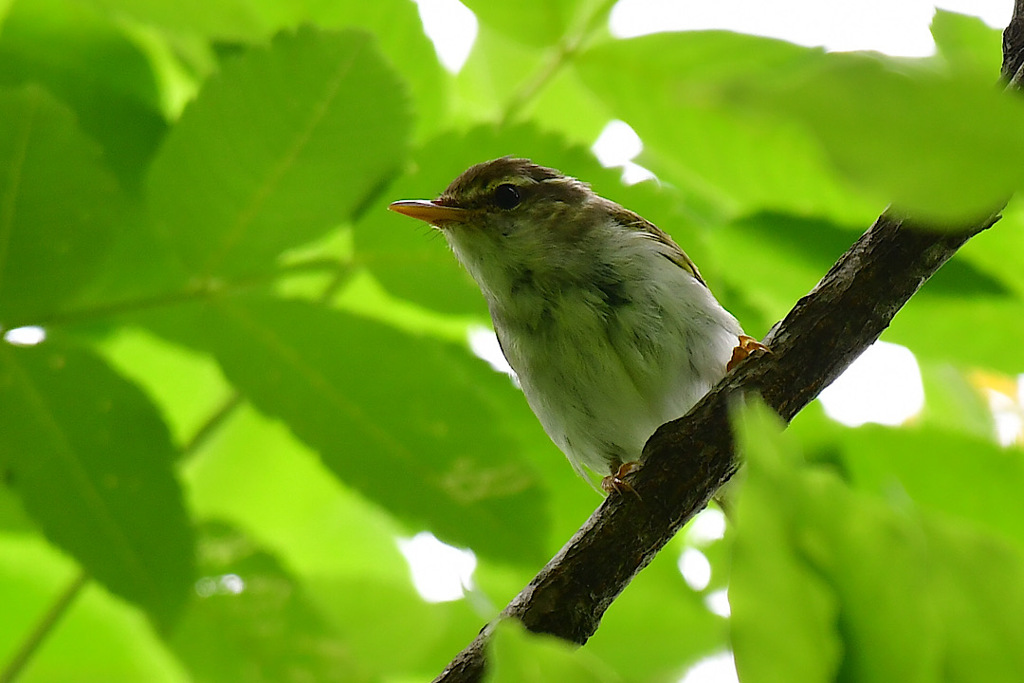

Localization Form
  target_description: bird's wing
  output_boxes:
[607,203,708,288]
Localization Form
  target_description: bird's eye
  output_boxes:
[493,183,521,210]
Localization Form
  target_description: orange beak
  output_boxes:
[388,200,468,225]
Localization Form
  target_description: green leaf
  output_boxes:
[183,402,410,582]
[0,337,193,628]
[931,10,1003,78]
[169,521,368,683]
[463,0,607,48]
[0,85,123,327]
[83,0,290,42]
[196,295,549,563]
[841,426,1024,550]
[311,574,484,679]
[308,0,449,139]
[0,0,166,189]
[0,534,189,683]
[707,212,864,325]
[146,26,411,280]
[576,32,880,223]
[883,296,1024,374]
[485,620,622,683]
[926,520,1024,681]
[954,198,1024,299]
[916,361,997,441]
[730,402,842,683]
[732,401,1024,683]
[738,54,1024,224]
[453,24,546,122]
[97,326,235,451]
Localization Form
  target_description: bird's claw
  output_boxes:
[601,461,642,499]
[727,335,770,372]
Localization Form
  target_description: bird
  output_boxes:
[389,157,764,494]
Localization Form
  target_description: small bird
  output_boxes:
[390,157,763,494]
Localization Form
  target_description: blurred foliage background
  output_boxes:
[0,0,1023,681]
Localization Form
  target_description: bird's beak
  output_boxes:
[388,199,467,226]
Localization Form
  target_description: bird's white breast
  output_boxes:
[478,221,742,480]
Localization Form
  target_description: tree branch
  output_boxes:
[434,7,1024,680]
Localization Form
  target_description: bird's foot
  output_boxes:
[727,335,770,372]
[601,461,642,499]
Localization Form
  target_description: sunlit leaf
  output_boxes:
[0,0,166,189]
[730,402,842,683]
[884,296,1024,374]
[732,400,1024,683]
[931,9,1002,78]
[742,55,1024,224]
[83,0,289,42]
[586,536,726,680]
[841,426,1024,549]
[0,534,188,682]
[463,0,605,48]
[196,295,549,563]
[0,86,123,328]
[169,521,367,683]
[308,0,449,138]
[576,32,880,223]
[0,338,193,628]
[147,26,411,280]
[183,402,410,582]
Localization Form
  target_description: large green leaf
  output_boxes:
[732,402,1024,683]
[576,32,881,224]
[741,54,1024,224]
[930,10,1003,78]
[730,404,842,683]
[841,426,1024,550]
[0,85,123,328]
[146,26,411,280]
[183,402,411,582]
[0,338,193,628]
[196,295,549,563]
[578,30,1024,225]
[169,521,367,683]
[0,0,166,189]
[83,0,290,42]
[307,0,449,139]
[883,296,1024,374]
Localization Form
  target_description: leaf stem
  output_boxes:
[499,0,618,125]
[180,391,244,459]
[0,570,89,683]
[34,258,347,329]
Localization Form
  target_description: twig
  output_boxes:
[0,570,89,683]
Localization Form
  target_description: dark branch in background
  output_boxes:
[433,7,1024,682]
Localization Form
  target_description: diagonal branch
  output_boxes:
[434,6,1024,681]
